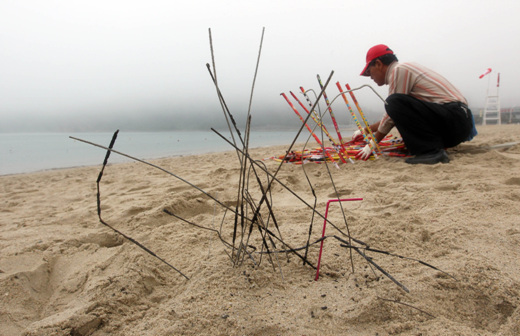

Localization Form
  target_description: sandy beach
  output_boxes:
[1,124,520,336]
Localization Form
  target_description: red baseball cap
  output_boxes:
[360,44,394,76]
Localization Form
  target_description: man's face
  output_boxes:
[368,59,386,86]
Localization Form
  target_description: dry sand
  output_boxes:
[1,124,520,336]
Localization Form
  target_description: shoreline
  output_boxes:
[0,142,312,178]
[2,123,518,178]
[1,130,315,177]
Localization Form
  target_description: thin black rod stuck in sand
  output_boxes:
[94,130,189,280]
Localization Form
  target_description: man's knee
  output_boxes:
[386,93,406,104]
[385,94,411,118]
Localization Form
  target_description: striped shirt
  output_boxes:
[378,62,468,134]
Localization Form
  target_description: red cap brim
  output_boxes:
[360,63,370,77]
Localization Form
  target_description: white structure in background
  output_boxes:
[482,71,501,125]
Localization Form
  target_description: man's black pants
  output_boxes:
[385,94,473,155]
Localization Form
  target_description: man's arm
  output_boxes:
[362,120,386,143]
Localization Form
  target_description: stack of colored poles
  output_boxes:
[266,135,408,164]
[275,78,410,164]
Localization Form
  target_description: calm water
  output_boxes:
[0,130,306,175]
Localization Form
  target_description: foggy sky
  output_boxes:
[1,0,519,132]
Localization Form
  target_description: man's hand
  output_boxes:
[351,129,364,142]
[355,139,376,161]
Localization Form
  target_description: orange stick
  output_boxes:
[345,83,381,153]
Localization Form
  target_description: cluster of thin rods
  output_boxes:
[70,28,455,295]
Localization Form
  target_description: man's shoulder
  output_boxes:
[393,62,433,76]
[395,62,424,70]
